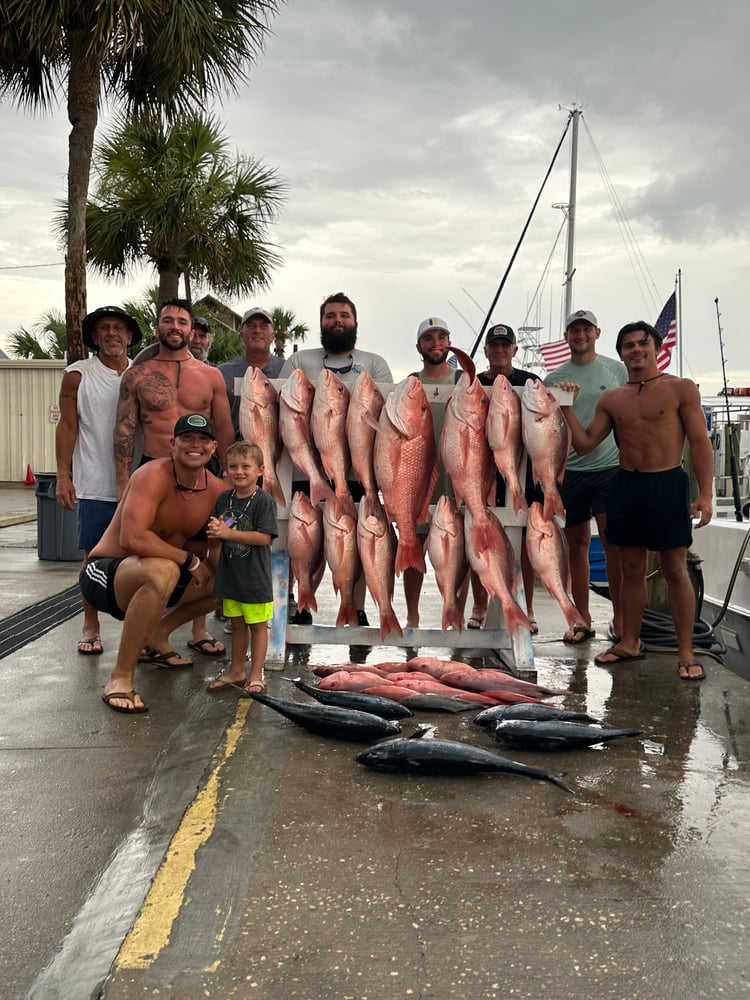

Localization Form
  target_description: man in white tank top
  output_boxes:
[56,306,142,655]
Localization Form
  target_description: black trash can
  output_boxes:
[35,473,84,561]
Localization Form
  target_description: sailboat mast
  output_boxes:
[562,106,581,319]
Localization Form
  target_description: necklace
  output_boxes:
[227,487,259,524]
[627,373,665,394]
[172,460,207,499]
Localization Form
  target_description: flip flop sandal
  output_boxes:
[678,660,706,681]
[78,636,104,656]
[138,647,193,668]
[102,690,148,714]
[187,637,226,657]
[206,674,245,693]
[563,624,596,645]
[466,616,485,630]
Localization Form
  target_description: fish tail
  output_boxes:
[336,603,359,627]
[379,608,403,640]
[441,603,464,632]
[548,772,572,792]
[395,538,427,576]
[542,488,566,521]
[266,475,287,509]
[296,584,318,614]
[310,478,337,508]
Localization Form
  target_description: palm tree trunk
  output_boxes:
[65,28,101,362]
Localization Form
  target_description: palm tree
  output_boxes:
[9,309,67,359]
[271,307,309,358]
[71,112,285,305]
[0,0,280,361]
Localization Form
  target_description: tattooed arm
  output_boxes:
[114,368,140,500]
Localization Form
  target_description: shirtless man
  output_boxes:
[114,298,234,495]
[82,415,225,713]
[115,299,234,656]
[557,321,713,681]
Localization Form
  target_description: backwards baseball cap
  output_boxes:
[173,413,216,439]
[192,315,210,333]
[417,316,451,340]
[485,324,516,345]
[565,309,598,330]
[241,307,273,325]
[82,306,143,351]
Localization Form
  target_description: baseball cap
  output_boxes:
[417,316,451,340]
[192,315,210,333]
[565,309,598,330]
[82,306,143,350]
[173,413,216,439]
[241,307,273,325]
[485,324,516,345]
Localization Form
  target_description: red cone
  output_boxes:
[24,464,35,486]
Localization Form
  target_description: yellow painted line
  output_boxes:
[116,699,251,969]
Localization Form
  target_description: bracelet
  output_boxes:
[181,551,193,570]
[187,556,201,573]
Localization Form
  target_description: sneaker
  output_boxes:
[291,609,313,625]
[356,610,370,627]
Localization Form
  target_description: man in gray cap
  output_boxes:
[56,306,141,656]
[219,307,283,437]
[543,309,627,645]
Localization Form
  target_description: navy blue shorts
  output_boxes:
[560,467,618,528]
[80,558,193,621]
[77,499,117,551]
[605,467,692,551]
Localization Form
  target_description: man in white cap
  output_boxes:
[56,305,142,656]
[219,307,284,437]
[402,317,462,627]
[543,309,627,645]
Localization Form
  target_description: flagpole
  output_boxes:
[676,268,682,377]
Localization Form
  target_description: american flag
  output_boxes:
[654,291,677,372]
[538,339,571,372]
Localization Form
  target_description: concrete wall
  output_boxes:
[0,360,65,482]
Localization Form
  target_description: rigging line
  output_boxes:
[469,113,573,359]
[521,214,567,334]
[582,119,661,315]
[0,261,65,270]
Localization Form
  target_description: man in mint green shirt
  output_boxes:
[544,309,626,645]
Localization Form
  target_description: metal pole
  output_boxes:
[563,107,580,319]
[677,268,683,378]
[715,297,743,522]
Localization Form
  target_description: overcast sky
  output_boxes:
[1,0,748,391]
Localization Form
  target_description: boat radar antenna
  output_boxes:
[715,296,743,523]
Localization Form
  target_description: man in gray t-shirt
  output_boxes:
[543,309,627,646]
[219,307,284,438]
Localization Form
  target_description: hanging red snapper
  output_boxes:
[279,369,336,508]
[357,495,402,640]
[521,378,570,520]
[525,501,585,630]
[322,496,361,627]
[287,491,325,613]
[346,371,384,498]
[486,373,526,514]
[238,366,285,508]
[312,369,354,515]
[464,509,534,636]
[426,496,468,632]
[374,376,438,575]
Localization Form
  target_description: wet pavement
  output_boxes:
[1,483,749,1000]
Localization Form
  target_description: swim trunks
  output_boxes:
[80,558,194,621]
[605,467,692,550]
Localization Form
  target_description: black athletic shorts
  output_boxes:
[605,467,692,550]
[80,558,193,621]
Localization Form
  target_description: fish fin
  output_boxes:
[408,724,436,740]
[417,462,440,524]
[471,516,493,557]
[441,604,464,632]
[379,608,404,641]
[395,538,427,576]
[310,478,337,507]
[336,604,359,627]
[542,488,566,521]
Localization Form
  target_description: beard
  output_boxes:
[158,329,188,352]
[321,325,357,354]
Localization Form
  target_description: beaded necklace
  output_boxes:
[225,487,259,526]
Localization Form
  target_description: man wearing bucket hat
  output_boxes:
[83,413,225,713]
[56,305,142,657]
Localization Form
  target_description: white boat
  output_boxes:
[691,517,750,682]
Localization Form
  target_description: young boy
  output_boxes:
[205,441,278,695]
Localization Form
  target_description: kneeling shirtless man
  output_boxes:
[82,414,225,712]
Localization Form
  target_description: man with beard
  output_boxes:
[279,293,393,628]
[187,315,215,364]
[403,317,462,627]
[220,307,284,438]
[278,292,392,385]
[114,299,234,659]
[114,299,234,495]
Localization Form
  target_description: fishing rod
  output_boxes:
[469,114,573,358]
[715,297,743,523]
